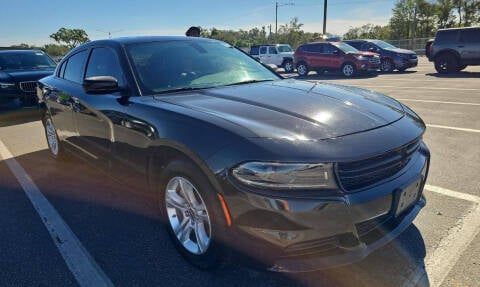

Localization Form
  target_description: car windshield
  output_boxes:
[371,40,397,50]
[126,40,280,94]
[332,42,358,53]
[0,52,57,71]
[277,45,293,52]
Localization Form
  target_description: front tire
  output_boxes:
[341,62,356,77]
[296,62,309,76]
[380,58,394,72]
[159,159,226,270]
[435,54,458,74]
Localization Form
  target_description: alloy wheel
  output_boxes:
[284,61,293,73]
[165,176,211,255]
[342,64,354,77]
[380,59,392,72]
[45,118,59,156]
[297,64,307,76]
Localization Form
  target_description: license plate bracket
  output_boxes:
[395,178,422,216]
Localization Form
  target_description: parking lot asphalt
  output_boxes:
[0,57,478,287]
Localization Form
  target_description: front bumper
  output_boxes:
[357,60,380,71]
[395,58,418,69]
[220,143,429,272]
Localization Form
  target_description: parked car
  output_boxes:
[38,36,429,272]
[0,49,56,110]
[344,39,418,72]
[293,41,380,77]
[429,27,480,74]
[425,38,434,60]
[250,44,294,72]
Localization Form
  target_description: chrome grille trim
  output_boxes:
[19,81,37,92]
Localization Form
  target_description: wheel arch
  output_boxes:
[434,49,461,62]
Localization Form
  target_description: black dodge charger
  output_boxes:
[37,36,430,272]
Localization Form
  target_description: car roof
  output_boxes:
[0,49,44,54]
[438,26,480,32]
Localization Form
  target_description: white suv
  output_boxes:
[249,44,294,73]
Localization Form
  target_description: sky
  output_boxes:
[0,0,396,46]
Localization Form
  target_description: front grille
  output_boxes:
[19,81,37,92]
[355,213,391,237]
[368,57,380,65]
[337,139,420,191]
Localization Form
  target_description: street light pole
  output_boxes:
[323,0,327,35]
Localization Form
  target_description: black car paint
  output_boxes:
[0,50,55,110]
[38,37,429,271]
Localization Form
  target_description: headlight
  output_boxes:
[232,162,338,189]
[0,82,15,89]
[354,55,366,60]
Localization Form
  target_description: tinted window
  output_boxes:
[250,46,259,55]
[85,47,124,85]
[323,44,339,54]
[347,42,362,49]
[126,40,278,94]
[268,47,278,54]
[63,50,89,84]
[259,46,267,54]
[436,30,459,43]
[304,44,322,53]
[460,29,480,43]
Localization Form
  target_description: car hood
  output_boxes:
[385,48,416,55]
[0,69,55,82]
[155,80,405,140]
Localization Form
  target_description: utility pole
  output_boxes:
[275,1,294,42]
[323,0,327,35]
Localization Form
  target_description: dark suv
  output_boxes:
[0,49,56,110]
[428,27,480,74]
[294,42,380,77]
[344,40,418,72]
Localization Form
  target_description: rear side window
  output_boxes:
[85,47,124,85]
[348,42,362,49]
[250,46,259,55]
[303,44,322,53]
[63,50,89,84]
[460,29,480,43]
[436,30,459,43]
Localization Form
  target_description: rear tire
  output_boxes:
[434,54,458,74]
[158,159,227,270]
[283,60,294,73]
[296,62,309,76]
[43,115,69,161]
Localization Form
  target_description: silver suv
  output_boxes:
[429,27,480,74]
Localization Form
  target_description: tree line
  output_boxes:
[6,0,479,55]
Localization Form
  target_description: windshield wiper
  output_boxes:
[154,86,210,95]
[224,79,274,87]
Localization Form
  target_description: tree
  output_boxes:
[42,44,70,57]
[49,28,90,49]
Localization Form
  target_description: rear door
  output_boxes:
[459,28,480,64]
[43,50,89,143]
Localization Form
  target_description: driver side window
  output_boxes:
[85,47,124,86]
[259,47,267,55]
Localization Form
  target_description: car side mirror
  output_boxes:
[333,50,340,55]
[83,76,119,94]
[368,47,376,52]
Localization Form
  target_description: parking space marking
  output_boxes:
[426,124,480,133]
[0,140,113,287]
[359,85,480,91]
[396,99,480,106]
[405,185,480,287]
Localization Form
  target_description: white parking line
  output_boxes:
[360,85,480,91]
[426,124,480,133]
[397,99,480,106]
[404,185,480,287]
[0,140,113,287]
